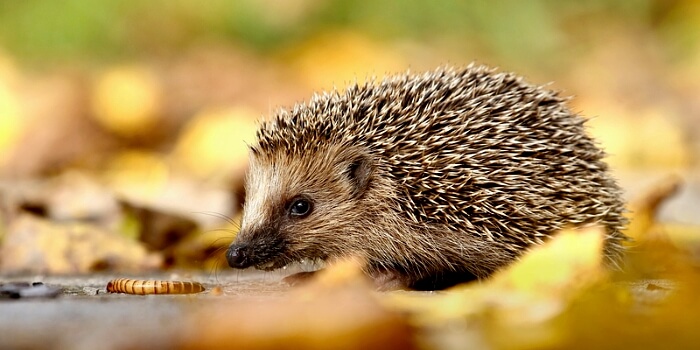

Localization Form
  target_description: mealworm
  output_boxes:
[106,278,205,295]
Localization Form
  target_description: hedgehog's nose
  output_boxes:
[226,244,252,269]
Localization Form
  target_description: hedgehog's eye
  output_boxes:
[288,197,313,218]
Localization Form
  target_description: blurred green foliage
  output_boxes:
[0,0,672,67]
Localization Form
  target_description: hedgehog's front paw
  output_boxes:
[369,269,413,291]
[282,270,320,286]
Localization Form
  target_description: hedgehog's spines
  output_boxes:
[246,64,628,284]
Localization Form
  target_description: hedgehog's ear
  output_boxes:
[345,154,373,198]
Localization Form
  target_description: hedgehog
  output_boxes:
[226,65,628,290]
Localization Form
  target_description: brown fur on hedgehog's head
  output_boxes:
[229,142,384,270]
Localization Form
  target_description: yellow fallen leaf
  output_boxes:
[171,106,258,180]
[91,65,163,137]
[384,228,606,326]
[477,228,605,349]
[286,30,405,91]
[586,105,691,170]
[103,149,170,200]
[486,227,605,297]
[664,223,700,250]
[0,73,24,165]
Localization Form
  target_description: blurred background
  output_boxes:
[0,0,698,275]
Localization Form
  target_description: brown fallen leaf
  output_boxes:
[0,214,162,274]
[622,175,697,277]
[119,200,199,252]
[170,218,237,270]
[624,174,683,243]
[3,171,122,227]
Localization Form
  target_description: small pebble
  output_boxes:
[0,282,62,299]
[82,287,100,296]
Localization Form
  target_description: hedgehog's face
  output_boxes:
[226,145,375,271]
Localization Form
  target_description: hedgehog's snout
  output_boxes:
[226,227,288,270]
[226,243,253,269]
